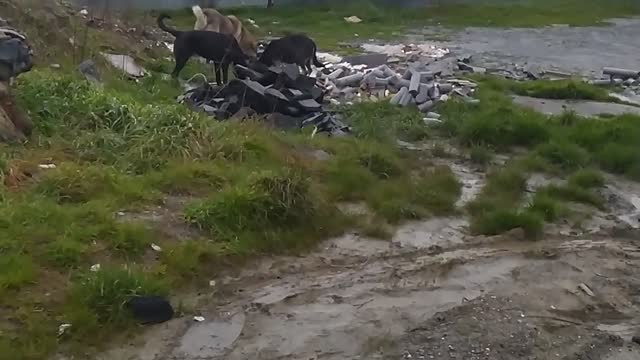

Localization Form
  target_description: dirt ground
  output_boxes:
[90,20,640,360]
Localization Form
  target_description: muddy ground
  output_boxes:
[95,19,640,360]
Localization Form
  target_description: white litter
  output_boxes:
[344,16,362,23]
[193,316,205,322]
[150,243,162,252]
[90,264,101,272]
[58,323,72,337]
[316,52,343,64]
[578,283,595,297]
[38,164,56,169]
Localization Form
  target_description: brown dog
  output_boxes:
[192,5,257,58]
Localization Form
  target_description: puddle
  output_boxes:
[175,312,246,359]
[598,323,638,341]
[447,162,485,208]
[392,217,467,250]
[323,233,391,257]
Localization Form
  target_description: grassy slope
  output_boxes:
[1,73,458,358]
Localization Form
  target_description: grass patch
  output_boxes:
[0,255,37,292]
[538,184,604,209]
[67,267,167,337]
[469,145,493,166]
[534,141,590,170]
[568,169,605,189]
[185,170,317,238]
[526,193,566,222]
[366,166,461,223]
[439,87,549,150]
[478,76,615,102]
[471,209,543,239]
[468,167,528,216]
[357,218,394,240]
[441,80,640,182]
[344,102,428,142]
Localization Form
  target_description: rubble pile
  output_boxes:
[179,63,350,136]
[318,58,479,112]
[590,66,640,106]
[313,46,482,112]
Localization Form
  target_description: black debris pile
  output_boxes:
[179,63,351,136]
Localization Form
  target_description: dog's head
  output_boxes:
[239,29,258,59]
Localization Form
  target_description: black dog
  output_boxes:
[157,14,247,85]
[259,34,324,74]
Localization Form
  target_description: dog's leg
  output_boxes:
[172,42,191,78]
[172,56,189,78]
[222,61,230,85]
[214,63,222,85]
[305,58,313,75]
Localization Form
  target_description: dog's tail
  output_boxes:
[157,14,181,37]
[312,44,325,68]
[192,5,207,30]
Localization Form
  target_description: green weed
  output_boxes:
[68,267,167,329]
[366,166,460,223]
[344,102,428,142]
[526,193,566,222]
[568,169,605,189]
[0,255,37,292]
[478,76,615,101]
[469,145,493,166]
[538,184,604,209]
[534,141,590,170]
[471,209,543,239]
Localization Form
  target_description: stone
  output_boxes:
[335,73,364,87]
[264,87,288,102]
[415,84,430,104]
[603,67,640,79]
[409,71,421,96]
[77,59,101,83]
[327,68,344,80]
[101,53,145,78]
[298,98,322,112]
[342,53,388,67]
[234,64,263,80]
[438,83,453,94]
[125,296,174,325]
[418,100,434,112]
[398,90,413,106]
[390,87,409,105]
